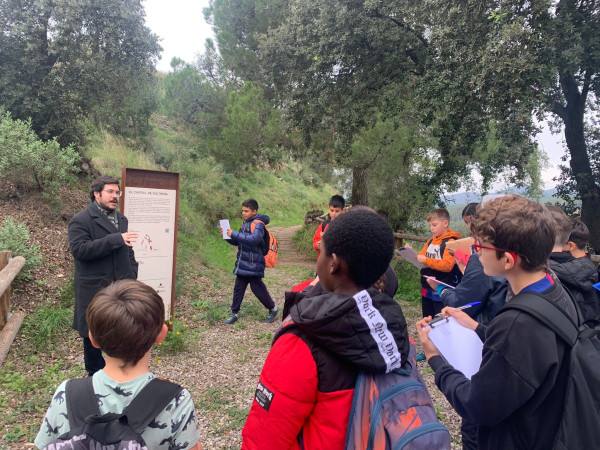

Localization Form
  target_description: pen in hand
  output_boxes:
[434,301,481,317]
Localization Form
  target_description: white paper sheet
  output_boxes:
[219,219,231,239]
[395,247,427,269]
[428,316,483,379]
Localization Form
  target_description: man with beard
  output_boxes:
[68,176,138,376]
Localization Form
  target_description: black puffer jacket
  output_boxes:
[549,251,599,321]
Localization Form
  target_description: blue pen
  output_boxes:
[434,301,481,318]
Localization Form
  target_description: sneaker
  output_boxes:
[223,313,238,325]
[264,307,280,323]
[415,352,426,362]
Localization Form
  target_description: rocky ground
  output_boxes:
[0,193,461,449]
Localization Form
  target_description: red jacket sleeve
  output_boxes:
[242,333,318,450]
[313,224,322,253]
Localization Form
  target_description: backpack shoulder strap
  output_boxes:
[65,377,101,429]
[503,292,578,346]
[123,378,183,433]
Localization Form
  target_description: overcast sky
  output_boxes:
[142,0,566,189]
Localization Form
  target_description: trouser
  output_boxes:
[83,336,105,376]
[231,275,275,314]
[421,296,443,318]
[461,419,478,450]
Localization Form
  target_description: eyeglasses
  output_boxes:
[102,189,122,197]
[473,239,518,263]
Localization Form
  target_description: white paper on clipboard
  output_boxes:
[428,316,483,379]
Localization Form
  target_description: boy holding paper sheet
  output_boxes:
[220,199,278,325]
[417,194,578,450]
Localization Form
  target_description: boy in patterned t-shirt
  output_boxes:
[34,280,202,450]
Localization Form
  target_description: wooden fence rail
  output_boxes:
[0,252,26,368]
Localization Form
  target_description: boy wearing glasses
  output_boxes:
[68,176,139,376]
[417,195,578,449]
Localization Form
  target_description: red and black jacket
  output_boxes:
[242,288,409,449]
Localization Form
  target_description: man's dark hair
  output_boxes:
[87,280,165,366]
[329,195,345,209]
[242,198,259,211]
[550,210,572,247]
[322,208,394,288]
[90,176,120,202]
[569,219,590,250]
[462,203,478,218]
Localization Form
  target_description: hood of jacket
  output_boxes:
[429,228,462,245]
[288,288,410,373]
[247,214,270,225]
[549,252,598,286]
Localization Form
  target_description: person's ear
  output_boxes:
[93,190,100,201]
[88,331,101,349]
[330,253,341,274]
[563,241,576,252]
[503,252,516,271]
[155,324,168,344]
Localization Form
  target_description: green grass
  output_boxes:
[0,360,83,445]
[392,260,422,305]
[292,223,319,258]
[21,301,73,351]
[195,387,250,434]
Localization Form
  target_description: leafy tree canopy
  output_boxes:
[0,0,161,144]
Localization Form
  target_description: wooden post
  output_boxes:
[0,251,11,329]
[394,230,405,249]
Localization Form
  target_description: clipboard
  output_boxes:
[428,316,483,379]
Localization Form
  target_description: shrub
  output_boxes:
[0,111,80,198]
[0,217,42,279]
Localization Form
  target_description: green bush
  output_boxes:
[0,111,80,198]
[0,217,42,278]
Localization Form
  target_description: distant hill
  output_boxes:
[445,188,558,206]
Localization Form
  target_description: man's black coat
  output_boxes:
[68,202,138,337]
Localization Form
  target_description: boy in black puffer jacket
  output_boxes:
[221,198,278,325]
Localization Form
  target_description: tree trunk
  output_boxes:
[351,165,369,206]
[557,73,600,253]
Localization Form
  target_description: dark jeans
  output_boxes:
[83,336,105,376]
[461,419,478,450]
[231,275,274,314]
[421,296,443,318]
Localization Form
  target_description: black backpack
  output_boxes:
[42,377,182,450]
[502,292,600,450]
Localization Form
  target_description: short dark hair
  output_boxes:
[426,208,450,222]
[322,209,394,288]
[569,219,590,250]
[329,195,345,209]
[242,198,259,211]
[549,210,572,247]
[471,195,554,272]
[86,280,165,366]
[90,176,120,201]
[462,203,478,218]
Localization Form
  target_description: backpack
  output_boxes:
[502,291,600,450]
[42,377,183,450]
[252,219,278,268]
[345,340,451,450]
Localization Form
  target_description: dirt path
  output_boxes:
[268,225,316,269]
